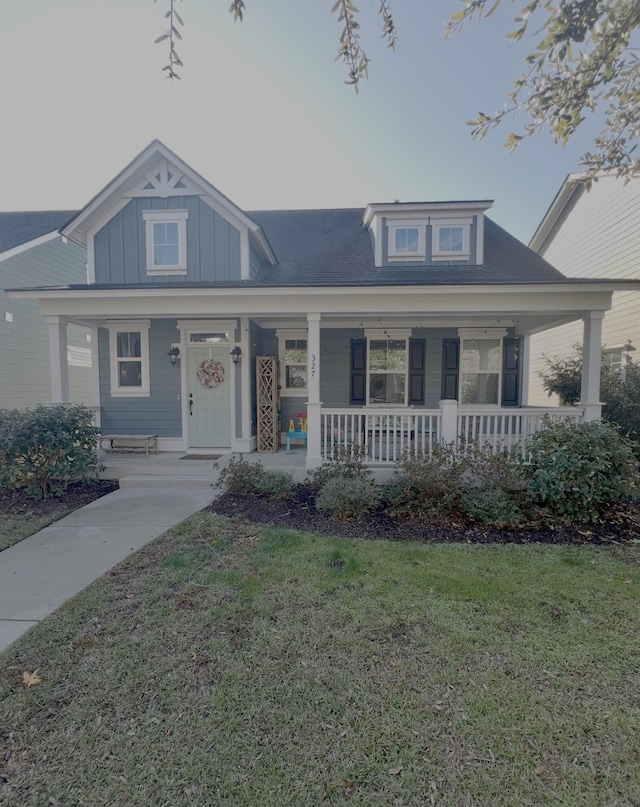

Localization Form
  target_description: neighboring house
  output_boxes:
[8,141,637,467]
[0,212,93,409]
[528,173,640,404]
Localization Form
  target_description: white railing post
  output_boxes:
[439,399,458,445]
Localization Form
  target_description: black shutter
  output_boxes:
[409,339,425,405]
[502,337,520,407]
[350,338,367,405]
[441,339,460,400]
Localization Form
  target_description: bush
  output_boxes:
[526,419,639,523]
[255,470,295,498]
[306,443,371,490]
[0,405,102,500]
[384,444,466,520]
[216,455,264,495]
[459,486,524,527]
[540,347,640,446]
[315,475,381,519]
[457,445,527,527]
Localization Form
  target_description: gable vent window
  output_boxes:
[143,209,188,275]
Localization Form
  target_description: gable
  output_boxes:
[93,196,242,284]
[61,140,275,283]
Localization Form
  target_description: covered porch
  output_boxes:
[12,279,614,469]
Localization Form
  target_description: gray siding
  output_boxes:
[94,197,242,285]
[1,237,92,409]
[98,319,182,437]
[529,176,640,404]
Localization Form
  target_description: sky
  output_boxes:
[1,0,604,243]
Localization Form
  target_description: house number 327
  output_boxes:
[311,354,317,378]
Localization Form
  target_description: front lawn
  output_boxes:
[1,513,639,805]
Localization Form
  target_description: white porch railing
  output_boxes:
[457,406,583,459]
[321,403,584,464]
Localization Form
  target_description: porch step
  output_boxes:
[118,474,219,490]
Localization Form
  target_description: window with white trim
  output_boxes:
[388,222,425,259]
[108,321,150,397]
[368,338,408,405]
[143,209,188,275]
[460,334,503,405]
[277,331,308,396]
[432,220,470,259]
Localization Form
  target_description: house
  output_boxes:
[8,141,638,467]
[0,212,93,409]
[528,173,640,404]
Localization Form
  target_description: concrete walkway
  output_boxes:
[0,486,215,654]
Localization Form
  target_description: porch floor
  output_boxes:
[99,448,309,489]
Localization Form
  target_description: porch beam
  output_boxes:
[46,315,70,404]
[306,313,322,469]
[580,311,604,421]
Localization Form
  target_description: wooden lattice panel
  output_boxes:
[256,356,279,452]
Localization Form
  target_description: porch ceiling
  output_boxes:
[11,282,616,330]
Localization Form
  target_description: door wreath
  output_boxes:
[196,359,225,388]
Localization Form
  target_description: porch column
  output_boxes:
[46,315,70,404]
[306,312,322,469]
[580,311,604,422]
[520,334,531,406]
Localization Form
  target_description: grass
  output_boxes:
[0,504,74,552]
[1,513,639,806]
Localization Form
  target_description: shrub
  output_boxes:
[306,443,371,490]
[540,347,640,446]
[460,442,527,493]
[255,470,295,498]
[384,444,466,520]
[216,455,264,495]
[459,486,524,527]
[315,476,381,519]
[0,405,102,500]
[526,419,639,523]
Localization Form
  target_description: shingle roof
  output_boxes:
[1,206,566,287]
[0,211,77,254]
[247,208,566,286]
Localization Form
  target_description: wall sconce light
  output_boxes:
[231,345,242,366]
[167,346,180,367]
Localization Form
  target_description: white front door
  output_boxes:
[188,346,231,448]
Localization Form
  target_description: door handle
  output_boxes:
[189,394,193,416]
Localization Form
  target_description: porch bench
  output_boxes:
[99,434,158,456]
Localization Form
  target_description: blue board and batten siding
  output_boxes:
[98,320,183,437]
[94,197,242,284]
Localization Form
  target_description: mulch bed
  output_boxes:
[0,480,119,520]
[210,483,640,545]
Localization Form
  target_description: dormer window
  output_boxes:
[432,220,471,260]
[388,222,425,260]
[143,209,189,275]
[364,201,491,267]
